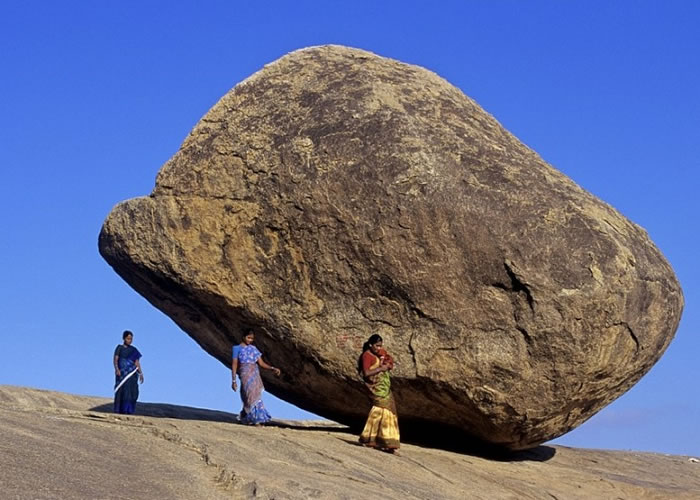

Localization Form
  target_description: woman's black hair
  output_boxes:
[357,334,383,374]
[122,330,133,340]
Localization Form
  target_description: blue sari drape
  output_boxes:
[114,344,142,414]
[233,344,272,425]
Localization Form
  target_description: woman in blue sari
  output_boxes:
[113,330,144,414]
[231,330,281,425]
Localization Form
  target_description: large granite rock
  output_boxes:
[99,45,683,450]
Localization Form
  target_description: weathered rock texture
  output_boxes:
[99,45,683,450]
[3,386,700,499]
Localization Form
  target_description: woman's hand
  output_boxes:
[257,357,281,376]
[115,368,121,377]
[231,380,238,392]
[134,359,144,383]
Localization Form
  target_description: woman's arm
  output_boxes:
[135,359,144,383]
[257,357,281,376]
[231,357,239,391]
[363,363,390,378]
[361,351,390,378]
[113,354,120,377]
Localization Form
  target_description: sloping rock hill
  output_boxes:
[1,386,698,499]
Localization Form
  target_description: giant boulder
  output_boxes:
[99,45,683,450]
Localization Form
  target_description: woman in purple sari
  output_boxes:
[231,330,281,425]
[113,330,144,414]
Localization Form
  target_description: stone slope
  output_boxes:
[2,386,699,499]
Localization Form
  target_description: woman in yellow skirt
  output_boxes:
[357,334,400,453]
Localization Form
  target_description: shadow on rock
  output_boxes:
[89,402,350,433]
[407,439,556,462]
[335,433,556,462]
[398,421,557,462]
[500,446,557,462]
[89,402,239,423]
[91,401,554,461]
[264,419,351,433]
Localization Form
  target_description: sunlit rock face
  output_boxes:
[99,45,683,450]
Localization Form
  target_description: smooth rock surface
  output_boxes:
[2,386,699,500]
[99,45,683,449]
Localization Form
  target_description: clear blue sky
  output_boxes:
[1,1,698,456]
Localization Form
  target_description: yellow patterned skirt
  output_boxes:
[359,396,400,450]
